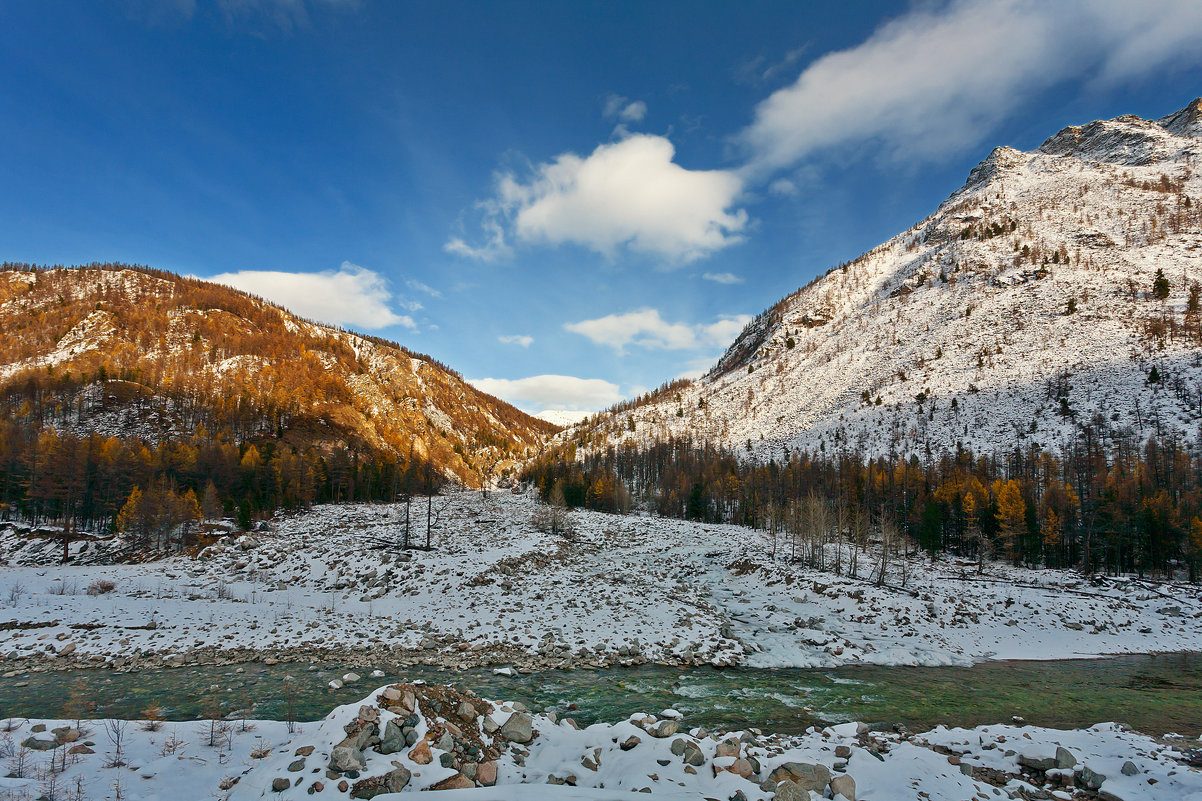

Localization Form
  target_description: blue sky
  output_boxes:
[4,1,1202,414]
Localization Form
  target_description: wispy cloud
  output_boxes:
[209,261,414,330]
[470,375,623,413]
[498,334,533,347]
[741,0,1202,174]
[405,279,442,298]
[603,94,648,123]
[123,0,359,32]
[702,272,743,285]
[565,308,752,354]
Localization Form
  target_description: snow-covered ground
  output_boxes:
[2,491,1200,672]
[2,681,1199,801]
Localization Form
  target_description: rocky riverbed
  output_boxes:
[2,680,1200,800]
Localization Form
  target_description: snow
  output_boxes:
[535,410,593,427]
[575,102,1202,462]
[2,683,1199,800]
[2,492,1200,670]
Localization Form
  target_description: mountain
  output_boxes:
[0,264,557,486]
[570,99,1202,461]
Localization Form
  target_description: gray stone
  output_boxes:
[329,746,367,773]
[829,773,856,801]
[1018,753,1058,772]
[1055,746,1077,769]
[670,738,688,757]
[682,740,706,767]
[1121,760,1140,776]
[769,762,831,792]
[377,720,404,755]
[288,759,306,772]
[339,720,379,752]
[773,780,806,801]
[272,778,291,792]
[647,719,678,738]
[1076,765,1106,791]
[21,737,57,751]
[499,712,533,744]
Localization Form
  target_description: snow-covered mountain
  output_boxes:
[574,99,1202,461]
[0,265,556,485]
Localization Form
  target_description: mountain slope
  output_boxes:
[573,99,1202,461]
[0,264,556,485]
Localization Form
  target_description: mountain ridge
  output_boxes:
[566,98,1202,462]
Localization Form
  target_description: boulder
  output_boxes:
[1055,747,1077,769]
[378,720,405,755]
[1076,766,1106,791]
[499,712,534,744]
[477,760,498,786]
[773,780,807,801]
[769,762,831,792]
[1121,760,1140,776]
[1018,753,1058,772]
[620,735,641,751]
[430,773,474,790]
[340,719,379,752]
[329,746,367,773]
[350,766,410,798]
[272,778,291,792]
[829,773,856,800]
[408,741,433,765]
[647,720,678,738]
[21,737,56,751]
[380,687,402,703]
[715,738,741,758]
[681,740,706,767]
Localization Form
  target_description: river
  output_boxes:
[3,653,1200,735]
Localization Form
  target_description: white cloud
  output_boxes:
[603,94,647,122]
[498,334,534,347]
[702,272,744,285]
[406,279,442,298]
[444,217,511,262]
[477,135,746,263]
[565,308,752,354]
[470,375,624,413]
[741,0,1202,173]
[208,262,414,330]
[768,178,799,197]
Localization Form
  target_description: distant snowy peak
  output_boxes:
[1038,99,1201,165]
[570,98,1202,461]
[1159,96,1202,139]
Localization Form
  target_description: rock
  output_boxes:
[53,728,80,745]
[408,740,433,765]
[56,642,75,657]
[620,735,641,751]
[380,687,402,702]
[682,740,706,767]
[457,701,476,719]
[357,705,379,723]
[329,746,367,773]
[769,762,831,792]
[338,780,349,793]
[499,712,534,744]
[272,778,291,792]
[378,720,405,755]
[726,758,755,779]
[312,781,324,793]
[773,780,807,801]
[340,719,379,752]
[670,738,688,756]
[834,745,852,759]
[647,720,679,738]
[829,773,856,800]
[1055,746,1077,769]
[430,773,474,790]
[342,672,361,683]
[328,679,344,690]
[288,759,306,772]
[477,760,498,786]
[1018,753,1058,772]
[715,738,741,758]
[350,766,410,798]
[295,745,315,756]
[436,730,454,752]
[483,716,500,734]
[1076,765,1106,790]
[67,745,94,755]
[1121,760,1140,776]
[494,667,516,677]
[22,737,56,751]
[370,669,386,678]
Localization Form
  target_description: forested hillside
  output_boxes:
[0,264,557,542]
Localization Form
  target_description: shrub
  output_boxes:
[86,579,116,596]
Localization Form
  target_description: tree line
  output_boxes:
[523,431,1202,581]
[0,417,444,558]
